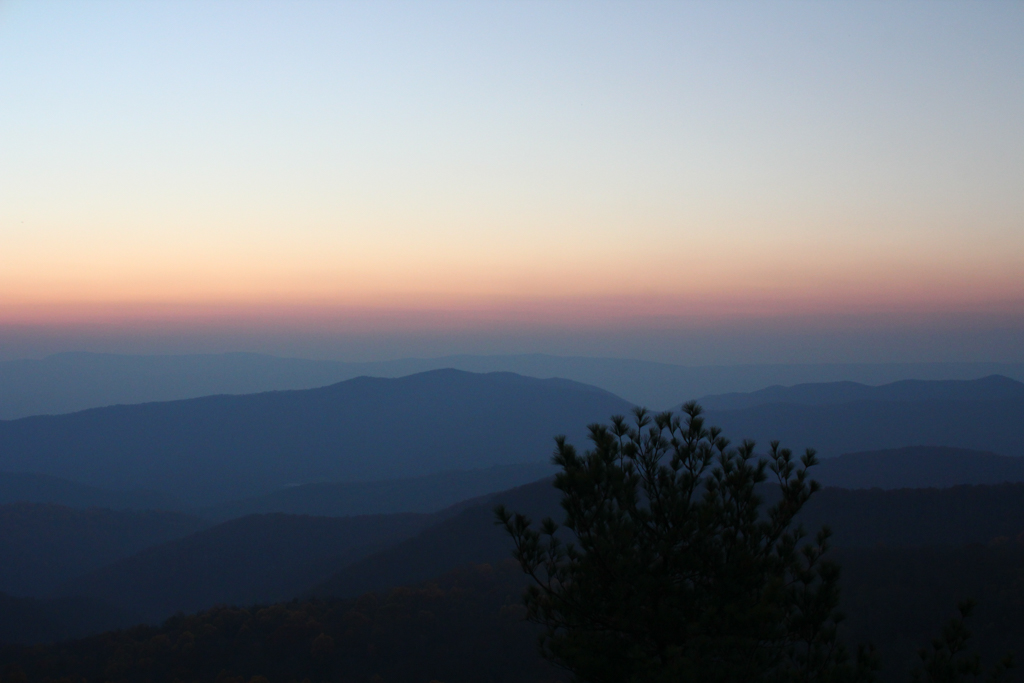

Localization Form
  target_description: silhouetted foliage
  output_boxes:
[911,601,1012,683]
[836,544,1023,682]
[499,404,1024,683]
[498,402,875,683]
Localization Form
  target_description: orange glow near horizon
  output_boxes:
[2,1,1022,361]
[3,284,1022,333]
[3,220,1022,335]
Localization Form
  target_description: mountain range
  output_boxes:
[698,374,1024,410]
[0,370,630,505]
[3,351,1023,419]
[1,371,1021,510]
[0,361,1022,680]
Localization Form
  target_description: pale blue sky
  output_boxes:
[0,1,1021,363]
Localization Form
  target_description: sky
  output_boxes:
[1,1,1022,364]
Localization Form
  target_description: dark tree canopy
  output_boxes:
[498,402,874,683]
[912,600,1013,683]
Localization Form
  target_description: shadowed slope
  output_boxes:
[0,593,132,645]
[60,512,437,623]
[311,479,1024,600]
[0,472,182,511]
[201,463,556,521]
[0,503,205,597]
[309,477,562,599]
[812,446,1024,489]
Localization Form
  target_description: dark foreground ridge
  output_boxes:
[4,477,1024,640]
[3,550,1023,683]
